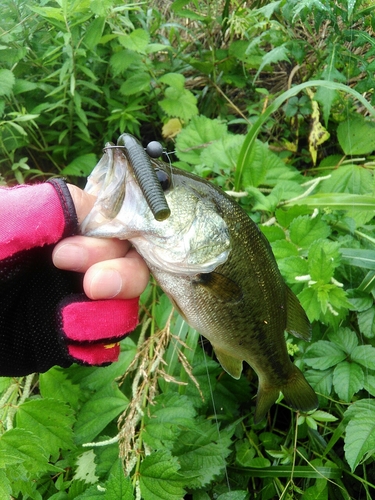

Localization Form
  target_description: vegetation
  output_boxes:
[2,0,375,498]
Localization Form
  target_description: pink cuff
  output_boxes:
[61,298,139,343]
[68,342,121,365]
[0,184,69,259]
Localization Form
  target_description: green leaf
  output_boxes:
[175,116,228,164]
[105,459,134,500]
[110,50,140,76]
[39,367,81,409]
[340,248,375,271]
[351,345,375,370]
[304,341,347,370]
[235,440,256,467]
[217,491,249,500]
[287,193,375,210]
[318,164,373,194]
[357,306,375,338]
[119,29,150,53]
[16,399,75,455]
[84,17,105,49]
[305,369,333,400]
[73,450,99,484]
[172,418,233,488]
[74,385,128,445]
[278,256,309,283]
[120,73,151,96]
[289,215,331,248]
[159,86,198,122]
[0,470,11,498]
[159,73,185,89]
[139,450,186,500]
[61,153,97,177]
[143,393,196,449]
[253,44,290,83]
[328,328,358,355]
[200,133,244,174]
[0,429,50,473]
[333,361,364,402]
[242,140,287,188]
[337,116,375,155]
[0,69,15,97]
[344,399,375,471]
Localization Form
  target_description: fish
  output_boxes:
[80,141,318,423]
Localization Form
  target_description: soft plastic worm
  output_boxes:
[116,133,171,221]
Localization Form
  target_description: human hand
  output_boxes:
[52,184,149,300]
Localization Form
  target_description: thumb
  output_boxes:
[67,184,96,224]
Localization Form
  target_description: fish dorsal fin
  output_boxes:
[286,287,311,341]
[194,272,243,302]
[212,346,243,380]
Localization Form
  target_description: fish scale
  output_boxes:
[81,142,319,423]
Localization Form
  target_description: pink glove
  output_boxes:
[0,179,138,376]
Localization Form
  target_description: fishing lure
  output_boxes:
[115,134,171,221]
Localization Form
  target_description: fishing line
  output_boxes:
[199,335,232,493]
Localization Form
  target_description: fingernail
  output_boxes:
[90,269,123,299]
[53,243,87,271]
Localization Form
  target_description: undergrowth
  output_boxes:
[2,0,375,498]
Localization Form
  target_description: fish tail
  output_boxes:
[254,365,318,424]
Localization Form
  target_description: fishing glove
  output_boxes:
[0,179,139,377]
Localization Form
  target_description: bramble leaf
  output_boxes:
[344,399,375,471]
[175,116,228,164]
[74,385,128,444]
[333,361,364,402]
[143,393,196,449]
[172,418,234,488]
[105,459,134,500]
[139,450,186,500]
[16,399,75,455]
[304,341,347,370]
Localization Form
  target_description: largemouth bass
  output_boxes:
[80,141,318,423]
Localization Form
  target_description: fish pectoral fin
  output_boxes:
[212,346,243,379]
[194,272,243,302]
[286,287,312,341]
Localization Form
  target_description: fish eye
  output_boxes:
[155,168,170,191]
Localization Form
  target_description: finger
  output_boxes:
[53,235,132,272]
[67,184,96,223]
[83,248,149,300]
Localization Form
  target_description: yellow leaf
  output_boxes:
[162,118,183,139]
[309,100,330,165]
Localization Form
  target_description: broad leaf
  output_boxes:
[337,116,375,155]
[289,215,331,248]
[139,450,186,500]
[16,398,75,454]
[105,459,134,500]
[118,29,150,53]
[0,429,50,473]
[74,385,128,444]
[143,393,196,449]
[304,341,347,370]
[175,116,227,164]
[351,345,375,370]
[172,418,234,488]
[0,69,15,97]
[333,361,364,402]
[344,399,375,471]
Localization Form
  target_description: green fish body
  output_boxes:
[81,148,318,422]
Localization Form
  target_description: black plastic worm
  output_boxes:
[116,133,171,221]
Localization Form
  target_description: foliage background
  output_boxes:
[2,0,375,498]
